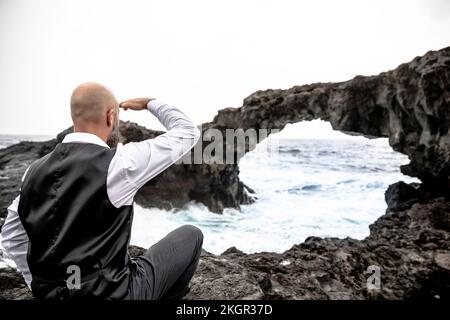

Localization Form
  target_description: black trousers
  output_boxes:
[129,225,203,300]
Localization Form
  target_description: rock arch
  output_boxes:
[131,46,450,213]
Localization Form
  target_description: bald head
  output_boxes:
[70,82,120,147]
[70,82,118,125]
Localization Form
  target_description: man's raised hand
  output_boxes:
[119,98,155,111]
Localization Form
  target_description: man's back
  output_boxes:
[1,90,202,299]
[19,142,133,299]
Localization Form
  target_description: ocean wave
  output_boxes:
[287,184,323,194]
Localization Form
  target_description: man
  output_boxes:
[0,82,203,299]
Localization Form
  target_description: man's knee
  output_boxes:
[179,224,203,245]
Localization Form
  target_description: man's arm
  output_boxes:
[107,99,200,207]
[0,169,32,288]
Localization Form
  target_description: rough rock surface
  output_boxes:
[210,46,450,188]
[0,139,57,227]
[0,47,449,299]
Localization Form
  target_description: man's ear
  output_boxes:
[106,109,114,128]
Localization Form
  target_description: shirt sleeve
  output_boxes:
[106,99,200,208]
[0,169,32,288]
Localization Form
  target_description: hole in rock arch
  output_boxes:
[130,120,418,255]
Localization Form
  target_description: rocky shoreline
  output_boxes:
[0,46,449,299]
[1,181,449,300]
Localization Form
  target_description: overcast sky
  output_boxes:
[0,0,449,138]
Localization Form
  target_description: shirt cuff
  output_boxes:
[147,99,167,114]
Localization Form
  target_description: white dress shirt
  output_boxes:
[0,99,200,288]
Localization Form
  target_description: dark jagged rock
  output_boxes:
[221,246,245,255]
[0,267,33,300]
[210,47,450,189]
[0,139,57,227]
[385,181,423,211]
[0,47,449,299]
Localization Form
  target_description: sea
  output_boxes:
[0,132,418,256]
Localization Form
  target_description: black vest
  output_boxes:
[17,142,134,299]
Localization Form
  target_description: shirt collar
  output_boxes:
[62,132,110,148]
